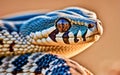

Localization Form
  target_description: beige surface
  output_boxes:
[0,0,120,75]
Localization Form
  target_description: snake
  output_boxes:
[0,7,103,75]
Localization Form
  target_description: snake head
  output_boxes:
[20,7,103,57]
[48,7,103,45]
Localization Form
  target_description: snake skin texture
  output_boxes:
[0,7,103,75]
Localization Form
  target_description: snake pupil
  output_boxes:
[56,18,71,32]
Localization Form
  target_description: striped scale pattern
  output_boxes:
[0,7,103,75]
[0,52,93,75]
[0,7,103,58]
[0,52,71,75]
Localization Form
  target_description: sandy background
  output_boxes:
[0,0,120,75]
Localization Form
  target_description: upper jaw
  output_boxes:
[85,20,103,42]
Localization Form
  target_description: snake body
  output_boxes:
[0,7,103,75]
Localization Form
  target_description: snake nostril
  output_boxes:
[88,24,94,28]
[56,18,71,32]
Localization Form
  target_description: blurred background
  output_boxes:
[0,0,120,75]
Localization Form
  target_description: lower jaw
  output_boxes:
[46,35,101,58]
[48,42,95,58]
[83,35,100,43]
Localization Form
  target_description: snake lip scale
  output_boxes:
[0,7,103,75]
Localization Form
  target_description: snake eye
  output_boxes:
[88,24,94,28]
[56,18,71,32]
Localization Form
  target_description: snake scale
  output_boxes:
[0,7,103,75]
